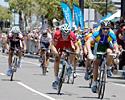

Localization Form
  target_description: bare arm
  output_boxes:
[85,37,94,54]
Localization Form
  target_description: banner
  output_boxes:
[73,4,84,30]
[78,7,84,30]
[60,2,72,29]
[73,4,80,28]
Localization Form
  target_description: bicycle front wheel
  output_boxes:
[58,65,66,94]
[98,68,106,99]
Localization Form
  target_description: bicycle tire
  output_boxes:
[40,53,47,75]
[57,65,66,94]
[98,68,106,99]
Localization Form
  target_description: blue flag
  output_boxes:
[73,4,84,30]
[73,4,80,28]
[60,2,72,29]
[78,8,84,30]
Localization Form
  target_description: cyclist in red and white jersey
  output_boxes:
[51,23,80,89]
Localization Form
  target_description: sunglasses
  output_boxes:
[102,27,110,30]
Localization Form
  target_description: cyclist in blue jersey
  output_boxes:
[85,20,119,93]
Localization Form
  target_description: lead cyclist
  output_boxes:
[6,26,26,76]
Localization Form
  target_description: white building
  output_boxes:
[112,0,121,9]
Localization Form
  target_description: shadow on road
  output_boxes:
[47,91,77,96]
[77,96,110,100]
[1,78,21,82]
[78,85,90,89]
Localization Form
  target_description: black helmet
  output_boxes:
[101,20,111,27]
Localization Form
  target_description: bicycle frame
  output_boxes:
[57,49,76,94]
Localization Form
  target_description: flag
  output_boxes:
[73,4,80,28]
[73,4,84,30]
[60,2,72,29]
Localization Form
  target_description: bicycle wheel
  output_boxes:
[98,67,106,99]
[40,55,46,75]
[57,65,66,94]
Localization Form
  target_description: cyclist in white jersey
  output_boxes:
[39,29,52,71]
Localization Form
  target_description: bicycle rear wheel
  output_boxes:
[58,65,66,94]
[98,68,106,99]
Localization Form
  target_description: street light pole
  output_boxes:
[79,0,84,27]
[106,0,108,16]
[121,0,125,18]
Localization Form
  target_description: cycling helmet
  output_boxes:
[11,26,20,34]
[60,24,71,39]
[100,20,111,28]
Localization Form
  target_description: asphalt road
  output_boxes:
[0,52,125,100]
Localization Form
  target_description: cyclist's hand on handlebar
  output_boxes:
[87,52,95,60]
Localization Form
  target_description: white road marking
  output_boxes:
[17,82,56,100]
[0,73,5,75]
[22,60,39,66]
[113,83,125,87]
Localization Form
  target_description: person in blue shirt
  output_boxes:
[85,20,119,93]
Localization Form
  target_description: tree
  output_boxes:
[0,6,12,20]
[84,0,116,16]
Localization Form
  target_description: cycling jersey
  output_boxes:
[8,32,23,41]
[91,29,117,58]
[85,32,95,47]
[92,29,117,45]
[8,32,23,50]
[53,30,77,50]
[40,33,52,49]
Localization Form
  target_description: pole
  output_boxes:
[88,7,90,28]
[121,0,125,18]
[79,0,84,29]
[105,0,108,16]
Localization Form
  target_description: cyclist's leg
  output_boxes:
[106,48,113,77]
[51,45,60,89]
[69,48,78,77]
[91,44,104,93]
[84,45,93,80]
[91,59,100,93]
[17,41,22,68]
[8,49,14,68]
[7,47,14,76]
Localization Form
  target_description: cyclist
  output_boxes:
[51,23,80,89]
[39,29,52,72]
[83,28,95,80]
[6,26,25,76]
[85,20,119,93]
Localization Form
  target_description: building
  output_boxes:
[112,0,121,9]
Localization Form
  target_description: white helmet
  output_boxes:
[60,23,71,39]
[11,26,21,34]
